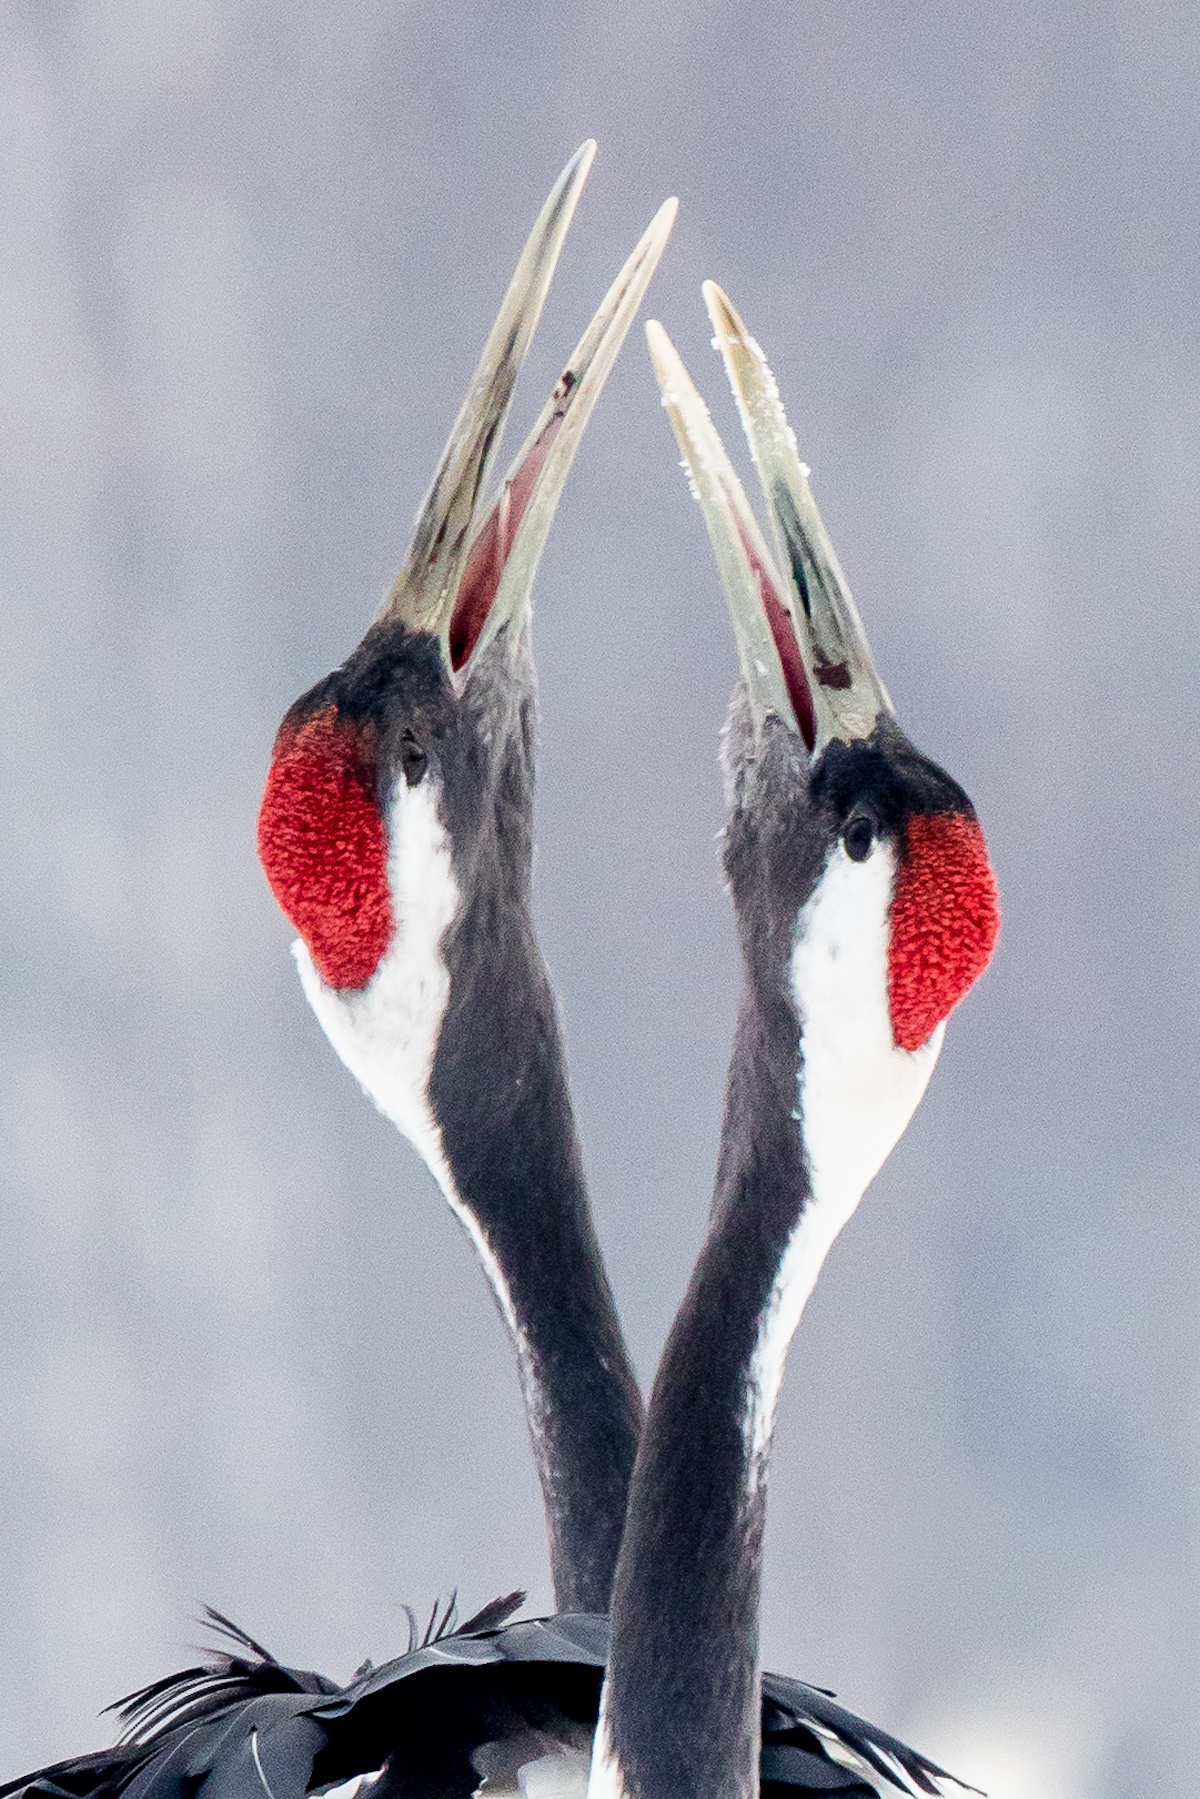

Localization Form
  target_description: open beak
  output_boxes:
[381,141,677,672]
[645,285,891,755]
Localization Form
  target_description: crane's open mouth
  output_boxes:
[447,370,575,670]
[727,513,818,750]
[378,141,676,676]
[645,285,892,756]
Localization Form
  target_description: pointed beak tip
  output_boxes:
[702,283,745,350]
[643,320,681,389]
[553,140,598,212]
[639,199,679,265]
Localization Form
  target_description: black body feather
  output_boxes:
[1,1611,974,1799]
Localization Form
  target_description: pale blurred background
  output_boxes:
[1,4,1197,1795]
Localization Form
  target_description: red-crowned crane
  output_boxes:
[254,141,670,1619]
[589,286,998,1799]
[1,167,995,1799]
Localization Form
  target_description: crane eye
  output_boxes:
[842,814,875,862]
[399,731,428,787]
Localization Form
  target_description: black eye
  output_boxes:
[842,814,875,862]
[399,731,428,787]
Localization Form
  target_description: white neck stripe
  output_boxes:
[295,774,523,1347]
[745,838,943,1464]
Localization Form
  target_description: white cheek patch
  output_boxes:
[295,773,460,1190]
[790,839,943,1211]
[746,841,944,1464]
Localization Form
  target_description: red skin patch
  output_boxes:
[888,811,999,1052]
[257,706,393,990]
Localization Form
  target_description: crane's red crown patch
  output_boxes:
[887,811,999,1052]
[257,706,393,990]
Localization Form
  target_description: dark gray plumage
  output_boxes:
[601,715,982,1799]
[593,298,998,1799]
[268,618,644,1612]
[255,143,672,1615]
[0,1605,967,1799]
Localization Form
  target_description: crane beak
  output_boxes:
[645,288,892,755]
[380,141,677,674]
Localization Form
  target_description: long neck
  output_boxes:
[297,703,644,1614]
[595,982,810,1799]
[593,822,945,1799]
[430,881,644,1615]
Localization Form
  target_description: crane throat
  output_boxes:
[290,770,528,1359]
[746,840,944,1465]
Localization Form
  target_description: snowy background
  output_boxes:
[1,4,1198,1795]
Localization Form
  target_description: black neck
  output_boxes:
[430,886,643,1615]
[603,984,809,1799]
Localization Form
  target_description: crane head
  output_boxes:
[647,288,998,1192]
[257,147,675,1003]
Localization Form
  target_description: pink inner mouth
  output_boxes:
[449,372,576,670]
[735,525,816,749]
